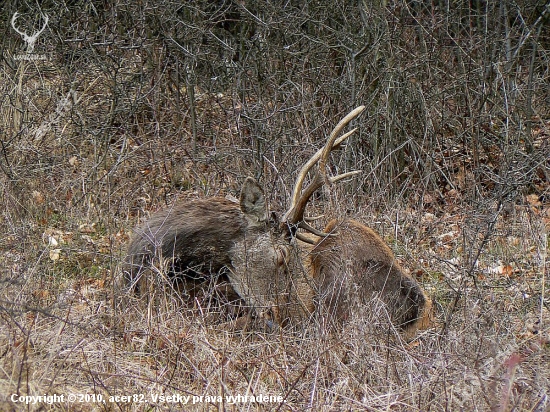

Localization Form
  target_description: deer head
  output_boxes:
[11,12,49,53]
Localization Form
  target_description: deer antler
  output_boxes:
[282,106,365,242]
[11,12,49,53]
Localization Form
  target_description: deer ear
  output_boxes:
[240,177,267,224]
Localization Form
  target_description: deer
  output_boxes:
[124,106,432,335]
[278,107,433,334]
[11,12,49,54]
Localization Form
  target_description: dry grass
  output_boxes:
[1,191,548,411]
[1,3,549,409]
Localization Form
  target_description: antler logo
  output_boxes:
[11,12,49,53]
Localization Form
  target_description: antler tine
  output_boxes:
[288,127,357,208]
[318,105,366,180]
[11,13,25,37]
[38,14,49,34]
[11,12,49,36]
[282,106,365,228]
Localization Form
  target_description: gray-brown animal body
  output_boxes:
[126,197,247,282]
[125,178,314,324]
[125,184,431,335]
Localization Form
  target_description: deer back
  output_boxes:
[125,197,248,285]
[125,178,314,325]
[308,219,432,334]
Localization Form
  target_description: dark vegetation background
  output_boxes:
[0,1,548,410]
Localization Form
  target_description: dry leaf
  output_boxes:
[68,156,79,167]
[79,223,96,233]
[49,249,61,261]
[31,190,45,204]
[490,263,513,276]
[46,235,58,247]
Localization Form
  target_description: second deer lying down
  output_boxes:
[125,106,432,336]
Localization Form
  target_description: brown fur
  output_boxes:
[306,219,432,335]
[228,227,315,325]
[125,179,431,335]
[125,178,314,325]
[125,197,247,288]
